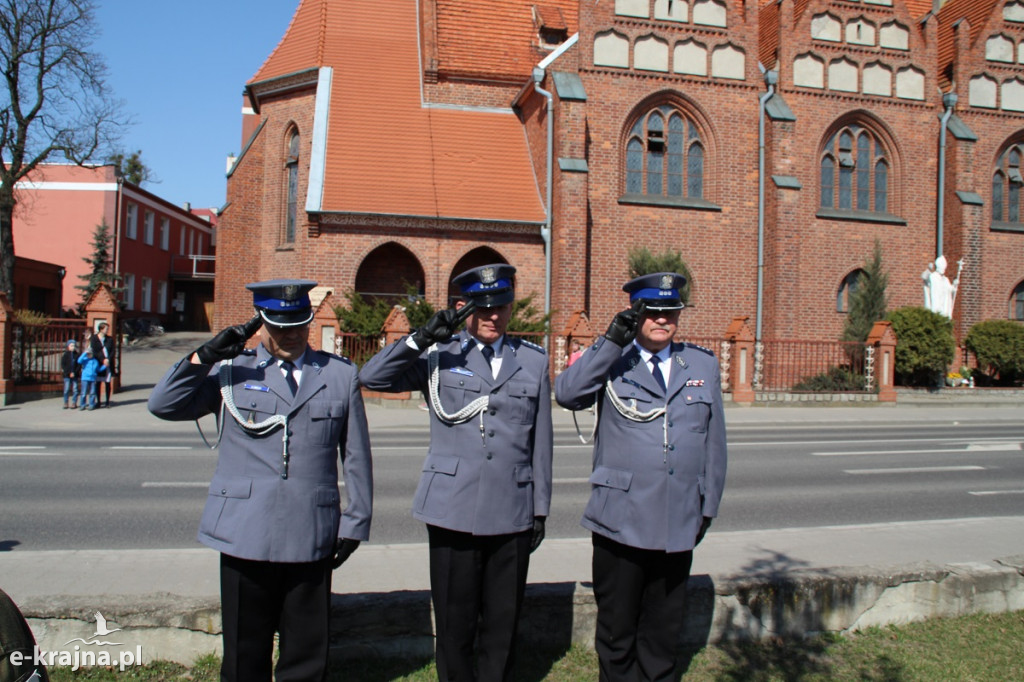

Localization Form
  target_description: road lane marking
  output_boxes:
[110,446,194,450]
[968,489,1024,496]
[0,451,64,456]
[815,443,1020,456]
[142,482,208,488]
[844,465,986,475]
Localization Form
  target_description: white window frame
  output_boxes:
[123,273,136,310]
[157,281,168,314]
[126,204,138,239]
[160,217,170,250]
[141,277,152,312]
[143,211,155,245]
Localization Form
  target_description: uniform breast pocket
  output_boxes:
[682,390,712,432]
[309,399,346,446]
[439,370,483,411]
[235,389,280,427]
[610,384,656,429]
[506,379,539,424]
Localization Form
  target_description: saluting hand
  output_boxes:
[194,315,263,364]
[411,301,476,348]
[604,301,645,347]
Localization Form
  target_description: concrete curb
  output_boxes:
[19,556,1024,665]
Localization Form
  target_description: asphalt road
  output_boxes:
[2,419,1021,551]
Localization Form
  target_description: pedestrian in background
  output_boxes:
[91,322,116,407]
[360,264,552,681]
[60,339,80,409]
[556,272,728,682]
[77,347,102,410]
[148,279,373,682]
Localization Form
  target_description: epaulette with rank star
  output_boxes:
[317,348,352,365]
[512,337,546,355]
[685,342,715,356]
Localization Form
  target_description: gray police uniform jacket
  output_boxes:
[555,337,727,553]
[359,331,553,536]
[147,344,373,563]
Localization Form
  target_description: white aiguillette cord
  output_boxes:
[194,358,291,472]
[573,378,667,452]
[426,344,491,442]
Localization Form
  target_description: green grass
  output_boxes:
[46,610,1024,681]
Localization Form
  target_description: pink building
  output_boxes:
[12,164,216,329]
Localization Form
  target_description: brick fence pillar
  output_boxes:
[311,295,340,352]
[365,306,412,400]
[866,320,898,402]
[0,293,13,405]
[724,316,755,404]
[84,284,121,392]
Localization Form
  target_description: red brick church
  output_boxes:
[215,0,1024,355]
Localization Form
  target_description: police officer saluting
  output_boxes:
[359,264,553,681]
[148,279,373,682]
[555,272,727,682]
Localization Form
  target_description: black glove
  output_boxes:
[695,516,712,547]
[604,301,645,347]
[331,538,361,569]
[411,302,476,348]
[194,315,262,364]
[529,517,546,553]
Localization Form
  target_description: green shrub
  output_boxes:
[793,366,867,392]
[887,306,955,387]
[964,319,1024,386]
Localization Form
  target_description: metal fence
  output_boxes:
[335,333,384,368]
[758,338,868,392]
[11,320,89,385]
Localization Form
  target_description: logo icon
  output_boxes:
[63,611,123,646]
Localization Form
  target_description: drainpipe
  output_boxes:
[532,66,554,344]
[756,70,777,348]
[937,92,957,259]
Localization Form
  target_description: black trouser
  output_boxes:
[592,533,693,682]
[427,525,532,681]
[219,554,332,682]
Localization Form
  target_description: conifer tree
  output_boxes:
[841,239,889,345]
[627,246,692,305]
[76,219,120,309]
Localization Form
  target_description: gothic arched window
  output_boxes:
[820,123,892,217]
[625,104,705,202]
[284,128,300,243]
[993,143,1024,229]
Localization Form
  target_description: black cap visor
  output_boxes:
[258,307,314,328]
[467,288,514,308]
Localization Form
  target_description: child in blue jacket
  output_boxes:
[78,348,105,410]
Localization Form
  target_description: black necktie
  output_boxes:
[481,345,494,368]
[281,361,298,396]
[650,355,667,392]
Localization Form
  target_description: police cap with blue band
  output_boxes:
[246,279,317,327]
[623,272,687,311]
[451,264,516,308]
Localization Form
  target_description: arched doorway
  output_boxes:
[355,243,426,305]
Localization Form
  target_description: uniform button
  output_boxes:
[459,380,465,386]
[220,488,227,494]
[668,468,675,475]
[430,464,436,470]
[669,445,675,451]
[668,421,674,428]
[489,409,496,415]
[250,401,257,407]
[488,430,495,437]
[486,453,493,460]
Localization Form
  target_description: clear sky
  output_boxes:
[91,0,301,209]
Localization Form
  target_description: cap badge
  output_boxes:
[480,267,497,284]
[660,274,674,290]
[283,284,299,299]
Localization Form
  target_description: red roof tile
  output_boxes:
[936,0,1002,89]
[435,0,579,80]
[251,0,545,224]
